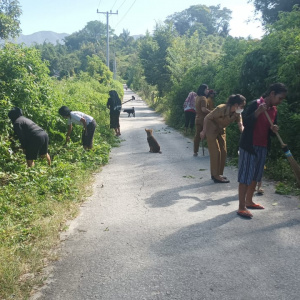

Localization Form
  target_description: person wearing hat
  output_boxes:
[8,107,51,167]
[58,106,97,150]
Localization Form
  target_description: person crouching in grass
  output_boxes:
[58,106,97,150]
[8,107,51,167]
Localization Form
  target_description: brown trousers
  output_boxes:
[206,133,227,177]
[194,123,203,153]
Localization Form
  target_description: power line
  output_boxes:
[114,0,137,30]
[111,0,118,10]
[117,0,127,11]
[97,0,102,9]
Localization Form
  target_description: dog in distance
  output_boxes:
[123,107,135,117]
[145,128,161,153]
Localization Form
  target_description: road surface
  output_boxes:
[33,88,300,300]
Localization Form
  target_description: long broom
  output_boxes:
[264,111,300,186]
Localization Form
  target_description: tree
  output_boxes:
[64,20,108,51]
[166,32,225,85]
[86,54,113,84]
[117,29,135,50]
[165,4,232,37]
[138,25,175,96]
[0,0,22,39]
[250,0,300,24]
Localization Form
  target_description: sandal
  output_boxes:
[237,210,253,218]
[212,176,230,183]
[246,203,264,209]
[257,188,264,195]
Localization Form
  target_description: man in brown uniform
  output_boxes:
[200,94,245,183]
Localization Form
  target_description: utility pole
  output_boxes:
[97,9,118,69]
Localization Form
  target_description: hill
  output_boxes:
[2,31,69,46]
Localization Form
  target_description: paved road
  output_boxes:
[33,89,300,300]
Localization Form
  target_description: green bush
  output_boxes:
[0,43,123,299]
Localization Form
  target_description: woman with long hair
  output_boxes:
[107,90,122,136]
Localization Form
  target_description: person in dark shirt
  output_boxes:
[237,83,287,218]
[107,90,122,136]
[8,107,51,167]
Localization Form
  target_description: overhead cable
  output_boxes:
[114,0,137,29]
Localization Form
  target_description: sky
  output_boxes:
[19,0,264,39]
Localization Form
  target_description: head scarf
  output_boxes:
[109,90,121,110]
[8,107,23,123]
[59,106,71,117]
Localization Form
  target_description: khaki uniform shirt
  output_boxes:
[195,96,209,125]
[206,104,241,136]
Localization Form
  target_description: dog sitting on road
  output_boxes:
[145,128,161,153]
[123,107,135,117]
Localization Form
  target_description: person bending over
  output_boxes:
[8,107,51,167]
[58,106,97,150]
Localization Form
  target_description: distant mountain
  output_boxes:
[132,34,144,40]
[2,31,69,46]
[1,31,144,46]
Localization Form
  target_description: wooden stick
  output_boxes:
[264,111,286,147]
[264,111,300,186]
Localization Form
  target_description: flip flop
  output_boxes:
[213,177,230,183]
[257,189,264,195]
[246,204,265,209]
[237,210,253,218]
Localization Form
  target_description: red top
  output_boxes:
[253,97,277,147]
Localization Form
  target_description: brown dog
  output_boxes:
[145,129,161,153]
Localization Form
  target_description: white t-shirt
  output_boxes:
[67,111,94,126]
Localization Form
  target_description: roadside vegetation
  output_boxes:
[0,0,300,298]
[0,43,123,298]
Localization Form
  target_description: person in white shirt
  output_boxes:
[59,106,97,150]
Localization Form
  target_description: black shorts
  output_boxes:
[26,132,49,160]
[82,119,97,148]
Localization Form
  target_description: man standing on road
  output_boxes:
[237,83,288,218]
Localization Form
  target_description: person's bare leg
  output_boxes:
[245,180,257,206]
[41,154,51,166]
[27,160,34,167]
[238,183,248,211]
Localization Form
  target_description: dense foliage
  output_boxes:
[165,4,232,37]
[0,0,21,39]
[0,43,123,299]
[250,0,300,25]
